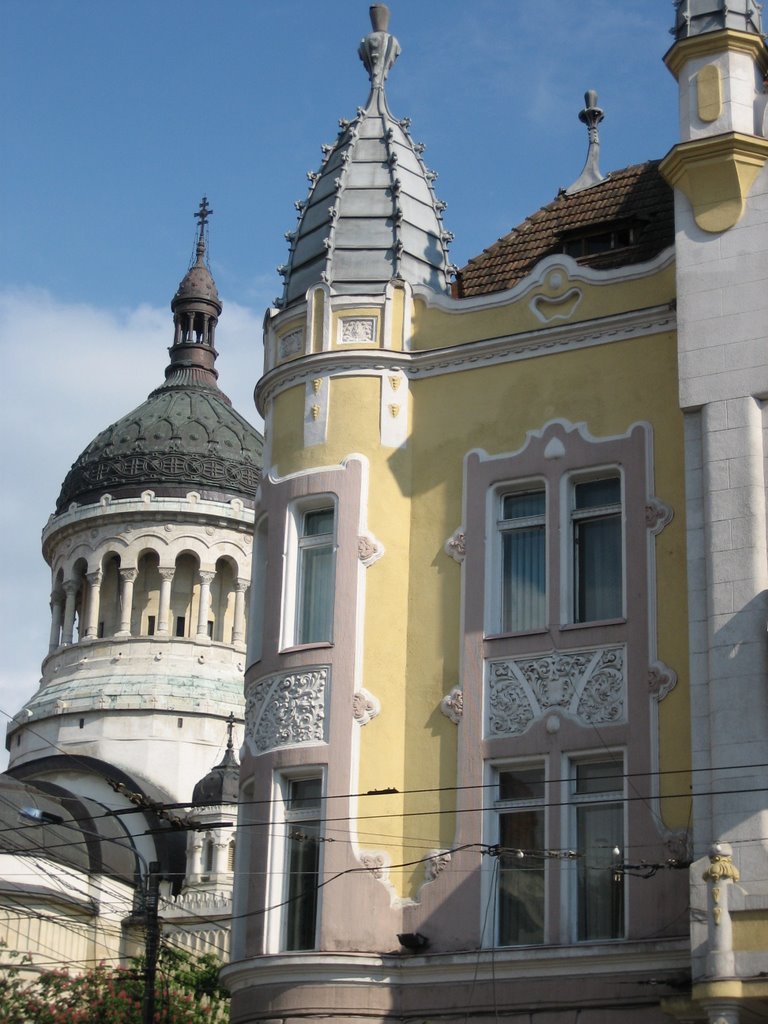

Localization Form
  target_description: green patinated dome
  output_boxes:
[56,207,262,513]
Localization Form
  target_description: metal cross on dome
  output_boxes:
[194,195,213,234]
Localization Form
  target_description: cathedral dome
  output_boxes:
[279,4,454,306]
[56,200,262,513]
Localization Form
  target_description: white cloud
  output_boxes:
[0,288,263,768]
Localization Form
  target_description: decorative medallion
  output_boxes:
[486,646,625,738]
[360,852,388,880]
[339,317,376,345]
[648,660,678,701]
[357,533,384,567]
[244,667,328,754]
[352,688,380,725]
[444,528,466,564]
[424,849,451,881]
[645,498,673,534]
[440,686,463,725]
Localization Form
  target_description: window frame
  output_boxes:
[488,759,548,948]
[562,752,626,943]
[487,479,548,637]
[561,467,625,627]
[281,497,337,650]
[265,768,326,954]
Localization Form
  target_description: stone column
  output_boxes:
[61,580,79,645]
[188,835,203,884]
[232,578,249,644]
[196,571,215,640]
[157,567,175,636]
[213,837,231,875]
[83,569,103,639]
[49,588,65,652]
[703,843,740,980]
[117,568,138,636]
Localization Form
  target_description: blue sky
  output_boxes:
[0,0,679,757]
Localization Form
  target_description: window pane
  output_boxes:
[289,778,322,809]
[576,802,623,940]
[298,542,333,643]
[499,767,545,802]
[575,515,622,621]
[303,509,334,537]
[498,809,545,945]
[503,491,545,520]
[575,478,620,510]
[575,760,622,795]
[501,526,545,631]
[285,818,320,950]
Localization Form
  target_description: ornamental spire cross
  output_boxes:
[194,196,213,258]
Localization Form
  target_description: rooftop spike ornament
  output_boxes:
[358,4,401,90]
[565,90,608,195]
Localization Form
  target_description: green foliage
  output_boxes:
[0,942,228,1023]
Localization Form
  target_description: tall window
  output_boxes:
[499,488,546,633]
[283,776,322,951]
[494,764,546,946]
[571,475,623,622]
[571,758,624,941]
[296,508,335,644]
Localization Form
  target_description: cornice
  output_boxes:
[221,939,690,994]
[255,303,676,414]
[42,492,255,558]
[664,29,768,79]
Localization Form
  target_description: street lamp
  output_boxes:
[19,805,161,1024]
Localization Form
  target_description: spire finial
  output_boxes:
[226,710,235,752]
[358,4,401,90]
[194,196,213,261]
[564,90,607,195]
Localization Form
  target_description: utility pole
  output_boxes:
[143,861,161,1024]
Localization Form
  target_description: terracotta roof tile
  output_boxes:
[454,161,673,299]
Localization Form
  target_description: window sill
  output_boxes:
[484,627,550,641]
[279,641,335,655]
[559,617,626,631]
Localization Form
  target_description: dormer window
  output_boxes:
[562,224,637,259]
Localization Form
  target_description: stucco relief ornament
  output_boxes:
[357,533,384,567]
[424,849,451,881]
[353,688,380,726]
[360,852,389,880]
[440,686,463,725]
[645,497,673,534]
[244,668,328,755]
[648,661,678,701]
[444,527,466,564]
[487,646,625,738]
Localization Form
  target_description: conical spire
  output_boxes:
[165,197,222,388]
[277,6,454,306]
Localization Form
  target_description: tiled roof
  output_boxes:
[454,161,673,299]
